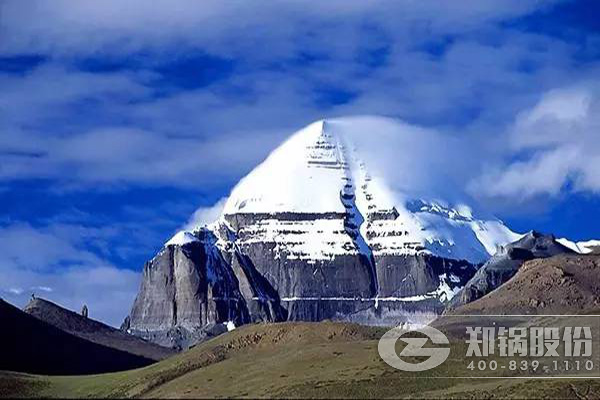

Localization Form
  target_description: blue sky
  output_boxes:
[1,0,599,326]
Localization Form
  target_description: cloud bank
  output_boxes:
[1,0,585,193]
[1,1,549,57]
[473,83,600,199]
[0,223,139,326]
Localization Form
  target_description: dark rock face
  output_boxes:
[445,231,574,313]
[127,229,287,348]
[374,254,475,297]
[126,218,477,348]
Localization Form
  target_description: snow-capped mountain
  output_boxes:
[220,119,518,264]
[124,117,520,348]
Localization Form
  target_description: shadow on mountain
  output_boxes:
[23,298,174,361]
[0,299,156,375]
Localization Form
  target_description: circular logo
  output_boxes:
[378,325,450,371]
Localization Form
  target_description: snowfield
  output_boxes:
[175,118,521,265]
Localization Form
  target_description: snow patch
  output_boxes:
[579,240,600,252]
[165,231,199,246]
[558,238,600,254]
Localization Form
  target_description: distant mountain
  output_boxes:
[445,231,574,312]
[124,117,519,347]
[557,238,600,255]
[447,254,600,315]
[0,298,155,375]
[23,298,174,361]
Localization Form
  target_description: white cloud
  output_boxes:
[0,124,287,188]
[328,116,476,202]
[32,286,53,293]
[472,83,600,199]
[0,223,140,327]
[184,197,228,230]
[522,89,591,125]
[0,1,550,57]
[0,1,587,194]
[0,32,582,191]
[0,223,102,270]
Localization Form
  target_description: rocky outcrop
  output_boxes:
[445,231,575,313]
[126,229,287,348]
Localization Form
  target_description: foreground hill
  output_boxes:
[0,299,155,376]
[1,321,599,399]
[23,298,174,361]
[448,254,600,315]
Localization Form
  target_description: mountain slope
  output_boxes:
[446,231,574,312]
[1,321,599,399]
[0,299,155,375]
[23,298,174,361]
[448,254,600,315]
[125,117,520,347]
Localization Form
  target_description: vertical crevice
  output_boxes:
[170,248,178,326]
[331,124,380,305]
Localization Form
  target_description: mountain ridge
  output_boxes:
[445,231,575,312]
[0,298,155,375]
[23,297,174,361]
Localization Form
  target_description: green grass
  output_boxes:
[1,321,599,399]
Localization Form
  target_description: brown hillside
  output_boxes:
[449,254,600,315]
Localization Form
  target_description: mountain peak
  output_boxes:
[213,117,520,264]
[166,231,200,247]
